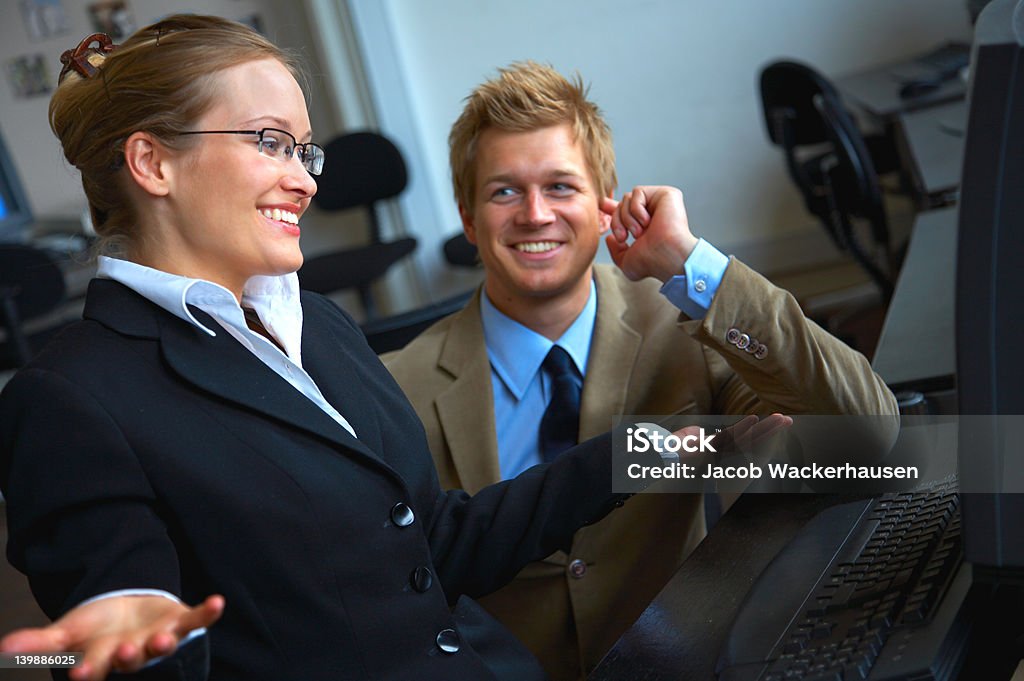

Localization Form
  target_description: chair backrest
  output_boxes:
[313,131,408,241]
[0,244,67,365]
[759,60,893,301]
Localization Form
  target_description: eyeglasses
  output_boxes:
[177,128,326,175]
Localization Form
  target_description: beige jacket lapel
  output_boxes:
[578,266,644,441]
[434,290,503,495]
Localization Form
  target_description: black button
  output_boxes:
[568,558,587,579]
[411,566,433,592]
[391,503,415,527]
[436,628,460,654]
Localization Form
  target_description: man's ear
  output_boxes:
[598,190,614,234]
[123,131,174,198]
[459,203,477,244]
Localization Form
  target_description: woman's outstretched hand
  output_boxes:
[0,594,224,681]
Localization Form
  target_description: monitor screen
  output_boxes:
[955,0,1024,581]
[0,128,33,242]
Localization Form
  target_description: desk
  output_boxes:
[872,207,957,390]
[896,100,967,207]
[835,46,968,209]
[836,47,968,122]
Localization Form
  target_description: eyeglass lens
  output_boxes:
[258,128,324,175]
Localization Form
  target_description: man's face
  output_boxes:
[460,124,610,315]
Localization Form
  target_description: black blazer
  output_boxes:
[0,279,624,681]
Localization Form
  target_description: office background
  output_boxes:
[0,0,971,314]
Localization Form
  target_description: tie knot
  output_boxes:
[543,345,575,378]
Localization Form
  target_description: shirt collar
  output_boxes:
[480,279,597,401]
[95,255,304,362]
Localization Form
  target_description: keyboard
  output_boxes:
[717,482,973,681]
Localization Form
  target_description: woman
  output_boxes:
[0,15,632,681]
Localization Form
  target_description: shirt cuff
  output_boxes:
[78,589,207,667]
[659,238,730,319]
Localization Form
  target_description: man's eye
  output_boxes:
[550,183,575,194]
[491,187,517,199]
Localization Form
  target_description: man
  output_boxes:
[384,62,897,681]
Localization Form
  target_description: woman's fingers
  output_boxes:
[0,626,71,654]
[173,595,224,637]
[69,635,120,681]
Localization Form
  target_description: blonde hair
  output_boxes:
[49,14,302,254]
[449,61,616,210]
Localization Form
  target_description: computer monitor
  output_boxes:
[0,129,33,242]
[955,0,1024,582]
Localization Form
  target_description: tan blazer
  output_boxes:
[384,260,897,680]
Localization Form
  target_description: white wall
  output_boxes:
[349,0,972,281]
[0,0,976,316]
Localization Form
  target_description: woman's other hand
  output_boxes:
[0,594,224,681]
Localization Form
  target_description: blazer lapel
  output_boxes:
[579,267,643,441]
[84,279,387,469]
[434,291,502,495]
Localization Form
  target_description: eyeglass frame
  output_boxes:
[176,128,326,175]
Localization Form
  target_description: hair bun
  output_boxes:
[59,33,118,83]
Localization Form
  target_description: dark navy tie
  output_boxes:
[539,345,581,463]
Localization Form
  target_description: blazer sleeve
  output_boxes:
[690,259,898,417]
[0,367,184,617]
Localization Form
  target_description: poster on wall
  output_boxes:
[19,0,70,41]
[5,54,52,99]
[87,0,137,41]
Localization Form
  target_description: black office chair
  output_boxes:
[760,60,898,303]
[360,289,473,354]
[298,131,418,320]
[0,244,67,367]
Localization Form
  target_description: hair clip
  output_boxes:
[59,33,118,83]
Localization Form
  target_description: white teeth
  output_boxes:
[514,241,559,253]
[260,208,299,225]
